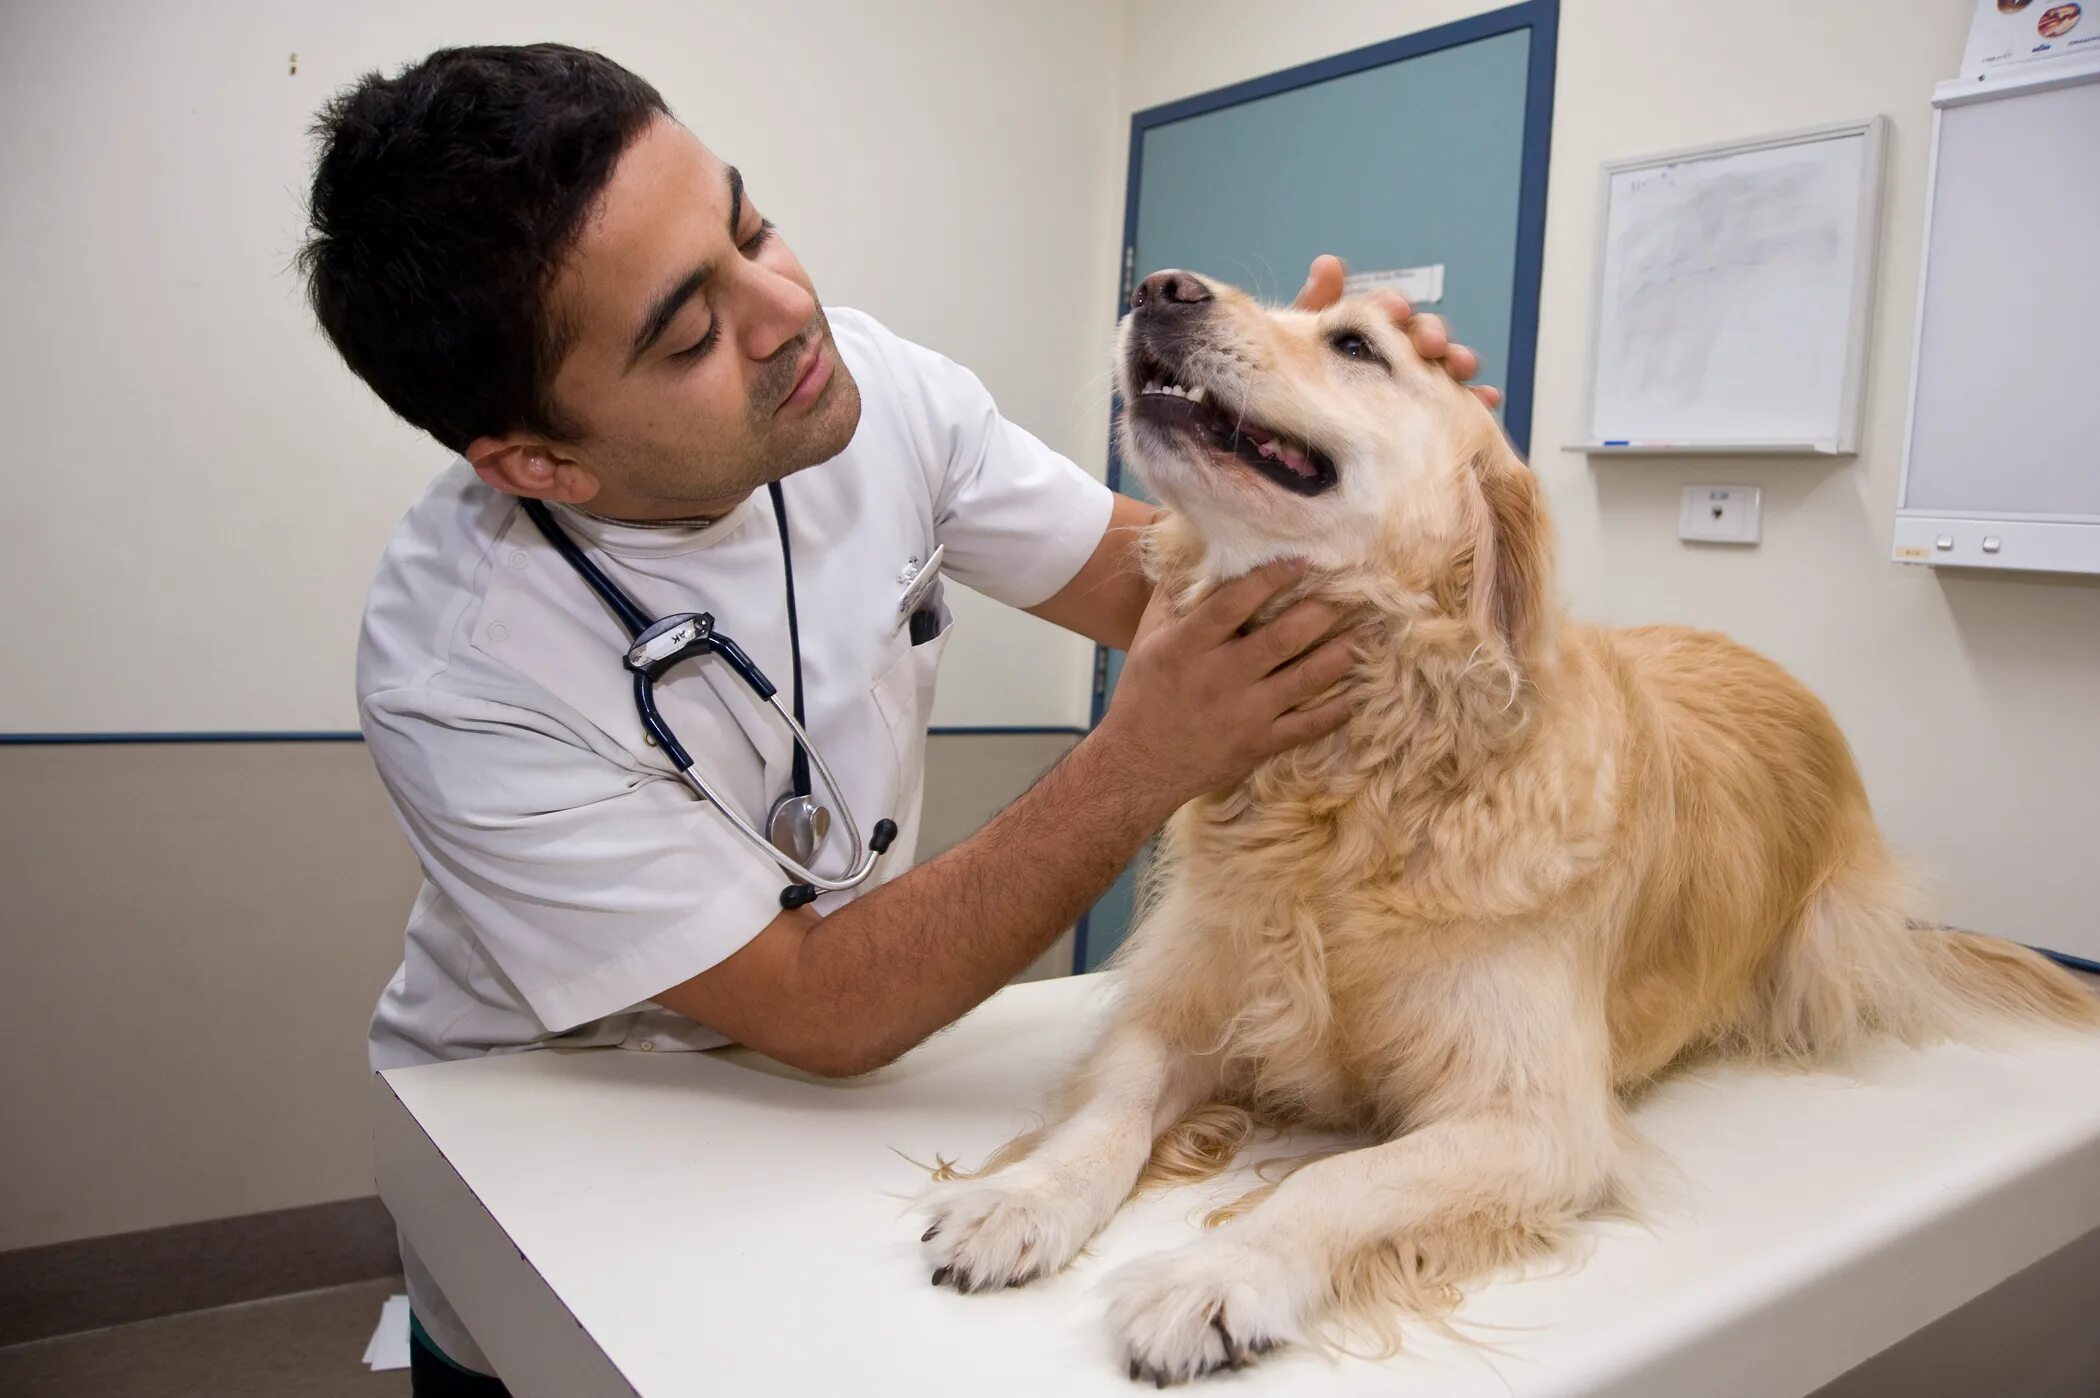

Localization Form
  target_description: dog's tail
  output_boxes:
[1755,852,2099,1061]
[1135,1102,1257,1193]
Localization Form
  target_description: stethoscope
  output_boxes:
[520,483,896,910]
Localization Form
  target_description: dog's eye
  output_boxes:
[1328,331,1384,366]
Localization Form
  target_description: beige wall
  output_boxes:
[0,0,1119,735]
[1120,0,2100,962]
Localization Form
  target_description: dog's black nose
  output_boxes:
[1131,270,1211,312]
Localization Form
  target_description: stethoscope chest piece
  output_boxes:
[519,491,899,913]
[768,793,831,865]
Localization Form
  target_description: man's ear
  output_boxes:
[1464,433,1554,663]
[464,437,601,505]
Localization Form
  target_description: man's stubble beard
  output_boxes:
[628,305,862,511]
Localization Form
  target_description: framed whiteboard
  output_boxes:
[1892,60,2100,577]
[1575,118,1888,456]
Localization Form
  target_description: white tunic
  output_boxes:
[355,307,1110,1371]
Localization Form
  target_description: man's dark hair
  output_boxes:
[299,44,670,452]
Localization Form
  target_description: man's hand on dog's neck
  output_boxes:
[1093,558,1366,812]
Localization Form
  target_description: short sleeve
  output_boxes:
[873,324,1114,609]
[361,686,785,1034]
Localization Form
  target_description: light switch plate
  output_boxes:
[1678,485,1762,545]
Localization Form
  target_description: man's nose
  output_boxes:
[1130,270,1212,313]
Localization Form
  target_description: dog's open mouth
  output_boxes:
[1126,349,1338,497]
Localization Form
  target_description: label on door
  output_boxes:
[1342,263,1445,304]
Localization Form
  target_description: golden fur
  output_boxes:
[917,274,2099,1384]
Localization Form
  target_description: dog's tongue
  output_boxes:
[1234,418,1317,478]
[1254,436,1317,478]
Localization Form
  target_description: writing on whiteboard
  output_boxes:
[1615,159,1842,407]
[1591,132,1867,444]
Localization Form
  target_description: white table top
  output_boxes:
[377,973,2100,1397]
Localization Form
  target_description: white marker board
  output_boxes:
[1580,119,1887,455]
[1892,61,2100,576]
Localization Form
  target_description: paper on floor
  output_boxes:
[362,1292,411,1371]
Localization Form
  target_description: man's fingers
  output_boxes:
[1241,597,1342,675]
[1407,312,1450,361]
[1260,628,1362,707]
[1442,342,1480,382]
[1366,288,1416,325]
[1292,254,1347,310]
[1187,559,1307,645]
[1402,314,1502,405]
[1270,691,1355,749]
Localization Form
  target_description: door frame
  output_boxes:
[1076,0,1560,970]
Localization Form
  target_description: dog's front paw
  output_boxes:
[1103,1237,1314,1386]
[917,1168,1104,1293]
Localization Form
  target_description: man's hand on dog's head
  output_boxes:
[1293,254,1503,409]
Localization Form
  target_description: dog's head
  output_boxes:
[1116,270,1551,664]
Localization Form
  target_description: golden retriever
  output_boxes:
[915,271,2099,1384]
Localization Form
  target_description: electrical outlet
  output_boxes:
[1678,485,1762,545]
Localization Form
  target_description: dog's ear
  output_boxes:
[1465,435,1553,662]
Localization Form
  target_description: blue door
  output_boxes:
[1077,2,1557,972]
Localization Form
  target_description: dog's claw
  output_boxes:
[930,1266,951,1287]
[1130,1359,1142,1381]
[921,1224,939,1242]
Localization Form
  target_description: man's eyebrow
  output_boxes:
[624,166,746,369]
[628,263,710,367]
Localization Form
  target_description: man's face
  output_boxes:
[540,117,860,516]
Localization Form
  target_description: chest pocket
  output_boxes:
[871,579,953,782]
[470,522,784,819]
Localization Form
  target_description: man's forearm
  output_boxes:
[796,724,1172,1069]
[657,557,1344,1077]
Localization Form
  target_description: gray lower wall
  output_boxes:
[0,730,1079,1263]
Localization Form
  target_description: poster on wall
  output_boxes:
[1961,0,2100,80]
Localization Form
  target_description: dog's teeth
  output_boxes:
[1188,385,1207,404]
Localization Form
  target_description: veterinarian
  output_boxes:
[302,44,1492,1394]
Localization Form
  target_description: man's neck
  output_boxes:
[575,488,755,529]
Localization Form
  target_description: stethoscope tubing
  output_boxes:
[519,495,888,896]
